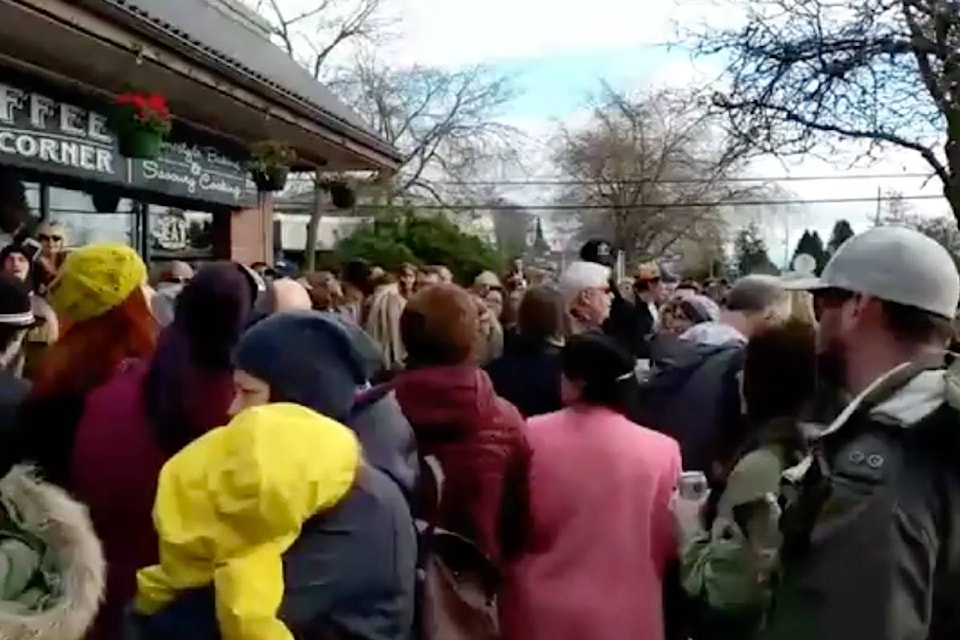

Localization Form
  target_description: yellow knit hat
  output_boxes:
[48,243,147,323]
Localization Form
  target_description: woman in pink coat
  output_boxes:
[500,332,681,640]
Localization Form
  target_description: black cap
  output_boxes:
[0,272,33,327]
[580,239,615,267]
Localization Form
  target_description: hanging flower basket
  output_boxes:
[248,141,296,193]
[112,92,172,160]
[90,189,120,213]
[252,166,290,192]
[327,181,356,209]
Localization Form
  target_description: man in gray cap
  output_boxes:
[762,225,960,640]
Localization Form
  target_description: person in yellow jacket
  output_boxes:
[126,403,369,640]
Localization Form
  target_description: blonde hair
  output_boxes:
[787,290,816,326]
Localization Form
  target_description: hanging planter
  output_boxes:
[112,91,172,160]
[90,189,120,213]
[252,166,290,192]
[327,180,356,209]
[248,141,296,192]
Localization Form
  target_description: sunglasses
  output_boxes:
[812,288,855,321]
[38,234,63,242]
[163,276,191,285]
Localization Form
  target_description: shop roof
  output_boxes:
[90,0,399,162]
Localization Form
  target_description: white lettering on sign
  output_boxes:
[87,113,112,144]
[29,95,56,129]
[0,83,116,144]
[140,156,243,202]
[0,86,25,124]
[0,129,116,175]
[142,160,199,194]
[199,172,242,200]
[59,104,86,137]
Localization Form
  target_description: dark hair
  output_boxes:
[143,263,251,454]
[703,319,815,528]
[560,333,636,413]
[742,318,817,425]
[677,280,701,293]
[342,259,372,287]
[880,299,954,347]
[518,286,565,343]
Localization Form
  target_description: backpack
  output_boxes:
[414,456,500,640]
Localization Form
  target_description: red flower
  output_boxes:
[114,91,172,135]
[146,94,167,112]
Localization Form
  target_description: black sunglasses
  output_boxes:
[812,288,856,321]
[38,234,63,242]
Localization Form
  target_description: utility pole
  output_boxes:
[874,185,882,226]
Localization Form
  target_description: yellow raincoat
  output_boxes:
[134,403,361,640]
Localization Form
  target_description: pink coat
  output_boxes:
[500,406,681,640]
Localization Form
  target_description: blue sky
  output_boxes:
[493,45,678,120]
[260,0,951,261]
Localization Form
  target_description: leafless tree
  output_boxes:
[247,2,519,267]
[875,188,960,266]
[328,54,520,204]
[248,0,390,78]
[553,85,755,263]
[694,0,960,222]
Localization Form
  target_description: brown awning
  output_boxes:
[2,0,401,172]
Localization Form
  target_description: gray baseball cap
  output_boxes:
[783,225,960,318]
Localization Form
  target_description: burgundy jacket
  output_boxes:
[69,359,233,640]
[393,365,530,564]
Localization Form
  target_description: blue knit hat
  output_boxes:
[233,310,367,421]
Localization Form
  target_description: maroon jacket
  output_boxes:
[69,359,233,640]
[393,365,530,564]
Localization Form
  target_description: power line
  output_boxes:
[423,172,934,187]
[354,193,945,212]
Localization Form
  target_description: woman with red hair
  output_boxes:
[14,243,158,488]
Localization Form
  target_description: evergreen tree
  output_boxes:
[735,222,777,276]
[827,219,855,254]
[808,231,828,273]
[792,228,829,274]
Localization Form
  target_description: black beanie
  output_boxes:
[0,244,31,269]
[580,239,615,268]
[233,310,367,421]
[0,272,33,327]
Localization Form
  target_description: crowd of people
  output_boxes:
[0,222,956,640]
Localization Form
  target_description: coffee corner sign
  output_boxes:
[0,84,248,206]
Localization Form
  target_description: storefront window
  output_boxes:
[48,187,136,247]
[148,205,214,257]
[23,182,40,221]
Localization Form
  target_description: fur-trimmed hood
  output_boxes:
[0,466,105,640]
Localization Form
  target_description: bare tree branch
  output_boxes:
[329,55,520,203]
[553,86,756,263]
[690,0,960,222]
[246,0,390,79]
